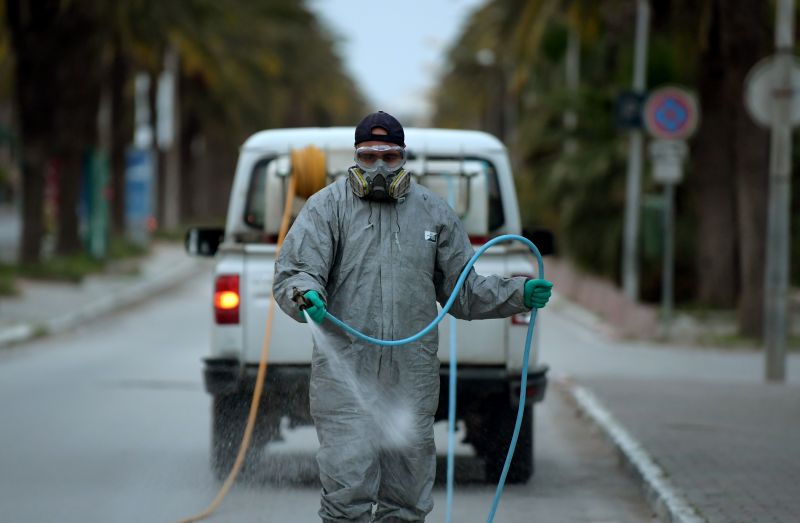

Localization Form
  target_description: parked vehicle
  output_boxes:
[186,127,554,483]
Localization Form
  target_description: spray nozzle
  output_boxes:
[292,287,312,309]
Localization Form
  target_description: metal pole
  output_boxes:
[764,0,795,382]
[661,182,675,336]
[622,0,650,300]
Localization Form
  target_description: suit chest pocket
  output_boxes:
[399,227,439,277]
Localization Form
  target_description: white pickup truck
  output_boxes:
[186,127,553,484]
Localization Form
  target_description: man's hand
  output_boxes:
[301,290,327,323]
[524,279,553,309]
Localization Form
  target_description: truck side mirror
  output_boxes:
[522,228,556,256]
[185,227,225,257]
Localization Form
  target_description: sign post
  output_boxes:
[621,0,651,302]
[744,0,796,382]
[643,86,700,336]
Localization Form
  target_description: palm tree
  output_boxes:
[6,0,82,261]
[5,0,365,261]
[668,0,771,336]
[435,0,775,337]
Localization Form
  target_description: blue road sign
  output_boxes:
[643,87,699,140]
[125,147,155,247]
[615,91,646,130]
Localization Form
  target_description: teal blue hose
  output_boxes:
[323,234,543,523]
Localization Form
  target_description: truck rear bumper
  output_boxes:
[435,364,548,421]
[204,357,314,425]
[439,365,548,399]
[205,358,546,393]
[204,357,547,414]
[203,357,311,396]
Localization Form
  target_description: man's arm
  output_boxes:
[433,210,529,321]
[273,195,337,323]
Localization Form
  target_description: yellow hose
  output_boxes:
[178,146,327,523]
[291,146,327,199]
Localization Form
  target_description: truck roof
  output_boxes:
[241,127,507,156]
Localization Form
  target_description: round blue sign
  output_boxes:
[644,87,699,140]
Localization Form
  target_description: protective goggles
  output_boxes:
[354,145,407,173]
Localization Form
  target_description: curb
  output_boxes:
[557,379,706,523]
[0,257,207,350]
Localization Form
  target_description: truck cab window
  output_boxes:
[244,158,272,230]
[411,156,505,234]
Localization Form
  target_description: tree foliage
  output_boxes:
[2,0,365,262]
[433,0,781,337]
[435,0,643,283]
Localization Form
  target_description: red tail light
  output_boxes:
[511,311,531,325]
[214,274,240,324]
[469,235,489,245]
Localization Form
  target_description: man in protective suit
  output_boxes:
[273,111,553,522]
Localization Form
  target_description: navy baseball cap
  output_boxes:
[354,111,405,148]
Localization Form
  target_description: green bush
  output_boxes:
[17,236,148,283]
[108,237,149,260]
[20,253,105,283]
[0,264,17,296]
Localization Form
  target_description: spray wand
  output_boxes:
[291,287,312,310]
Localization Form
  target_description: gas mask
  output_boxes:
[348,145,410,201]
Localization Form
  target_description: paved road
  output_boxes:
[0,275,656,522]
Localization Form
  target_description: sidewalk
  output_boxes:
[546,256,800,344]
[543,294,800,523]
[0,242,207,348]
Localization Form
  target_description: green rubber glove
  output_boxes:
[524,279,553,309]
[301,290,327,323]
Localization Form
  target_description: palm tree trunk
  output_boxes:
[110,36,130,236]
[52,9,104,256]
[722,0,771,337]
[7,0,61,264]
[55,64,102,255]
[18,153,45,264]
[55,151,82,255]
[691,0,738,307]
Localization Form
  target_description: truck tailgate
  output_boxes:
[436,255,522,365]
[242,246,314,364]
